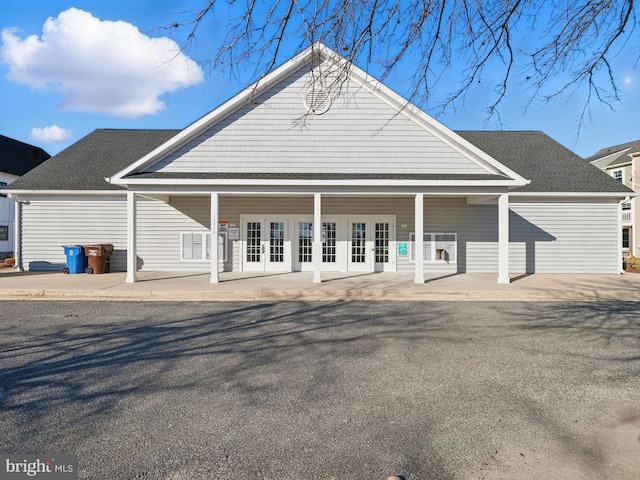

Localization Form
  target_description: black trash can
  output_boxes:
[82,244,114,274]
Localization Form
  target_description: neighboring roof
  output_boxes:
[6,128,631,195]
[6,129,179,191]
[0,135,50,176]
[585,139,640,166]
[457,130,632,193]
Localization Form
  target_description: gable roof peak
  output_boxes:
[108,42,529,187]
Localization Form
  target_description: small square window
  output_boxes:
[612,170,623,182]
[0,226,8,241]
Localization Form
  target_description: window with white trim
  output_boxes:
[181,232,227,262]
[612,169,624,182]
[409,232,457,264]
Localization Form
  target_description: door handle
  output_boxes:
[261,244,265,254]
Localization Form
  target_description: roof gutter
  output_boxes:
[510,191,637,198]
[4,189,125,196]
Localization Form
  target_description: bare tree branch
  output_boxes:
[167,0,639,126]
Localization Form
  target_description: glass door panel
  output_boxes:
[246,221,261,263]
[298,222,313,264]
[322,222,336,264]
[374,222,391,272]
[269,222,285,264]
[348,221,369,271]
[351,222,366,263]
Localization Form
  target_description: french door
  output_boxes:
[242,215,394,273]
[243,218,290,271]
[296,221,339,271]
[347,218,394,272]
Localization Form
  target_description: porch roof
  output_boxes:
[457,130,633,194]
[4,128,632,196]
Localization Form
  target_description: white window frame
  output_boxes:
[612,169,624,183]
[409,232,457,264]
[181,232,227,262]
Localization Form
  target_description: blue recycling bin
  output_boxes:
[62,245,88,274]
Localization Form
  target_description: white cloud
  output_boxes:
[1,8,204,118]
[29,125,73,143]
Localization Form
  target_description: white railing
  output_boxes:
[622,210,632,224]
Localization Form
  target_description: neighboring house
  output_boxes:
[5,43,632,283]
[587,141,640,258]
[0,135,50,258]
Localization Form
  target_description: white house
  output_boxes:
[0,135,50,258]
[6,43,632,283]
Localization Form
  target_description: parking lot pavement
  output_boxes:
[1,301,639,479]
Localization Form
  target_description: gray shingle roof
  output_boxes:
[0,135,50,176]
[456,130,632,193]
[5,128,631,194]
[584,139,640,166]
[6,129,179,191]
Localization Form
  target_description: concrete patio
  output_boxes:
[1,268,640,301]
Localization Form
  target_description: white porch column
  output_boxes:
[210,192,219,283]
[12,197,23,271]
[126,191,138,283]
[414,193,425,284]
[497,192,510,284]
[313,193,322,283]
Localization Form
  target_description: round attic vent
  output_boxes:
[304,88,331,114]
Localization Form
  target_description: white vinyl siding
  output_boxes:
[418,197,492,274]
[137,197,213,272]
[219,196,619,274]
[19,194,621,275]
[20,196,219,273]
[149,62,489,176]
[508,199,619,274]
[20,197,128,272]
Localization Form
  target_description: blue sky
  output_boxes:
[1,0,639,158]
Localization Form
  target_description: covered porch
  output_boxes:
[124,188,513,285]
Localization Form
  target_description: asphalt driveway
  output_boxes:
[0,301,639,479]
